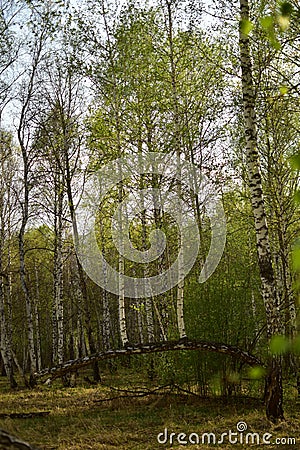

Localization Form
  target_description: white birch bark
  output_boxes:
[239,0,283,421]
[0,280,14,386]
[35,338,262,382]
[0,141,17,387]
[118,177,128,346]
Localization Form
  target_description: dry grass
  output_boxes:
[0,370,299,449]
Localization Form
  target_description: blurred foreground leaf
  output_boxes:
[270,335,289,355]
[248,366,266,379]
[240,19,254,36]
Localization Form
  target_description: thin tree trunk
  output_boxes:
[102,288,111,350]
[152,298,167,341]
[0,276,17,388]
[99,215,111,351]
[12,350,28,387]
[99,0,128,348]
[0,152,17,388]
[16,25,45,384]
[61,115,101,379]
[239,0,284,422]
[138,155,155,342]
[34,262,42,371]
[18,206,37,381]
[136,299,144,344]
[17,143,37,380]
[118,176,128,346]
[53,172,64,365]
[166,0,186,339]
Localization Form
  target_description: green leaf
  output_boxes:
[280,1,293,16]
[260,16,274,30]
[270,335,289,355]
[248,366,266,379]
[292,246,300,271]
[240,19,254,36]
[279,85,288,95]
[294,278,300,293]
[291,335,300,355]
[260,16,281,49]
[289,153,300,170]
[294,190,300,204]
[278,15,290,31]
[270,37,281,50]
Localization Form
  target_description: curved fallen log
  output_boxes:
[0,412,50,419]
[0,429,40,450]
[34,339,263,382]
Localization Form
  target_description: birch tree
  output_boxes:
[17,30,46,383]
[164,0,187,339]
[0,131,17,388]
[0,0,20,120]
[15,0,66,382]
[84,0,130,346]
[239,0,284,421]
[33,103,66,366]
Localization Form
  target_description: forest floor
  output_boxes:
[0,365,299,450]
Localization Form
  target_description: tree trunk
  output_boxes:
[0,148,17,388]
[102,288,111,351]
[118,177,128,346]
[64,145,101,380]
[0,277,17,388]
[138,158,155,342]
[239,0,284,422]
[53,171,64,365]
[33,264,42,372]
[16,20,45,385]
[166,0,187,339]
[34,338,262,382]
[99,215,111,351]
[18,193,37,382]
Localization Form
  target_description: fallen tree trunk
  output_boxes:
[0,429,40,450]
[0,412,50,419]
[34,339,263,381]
